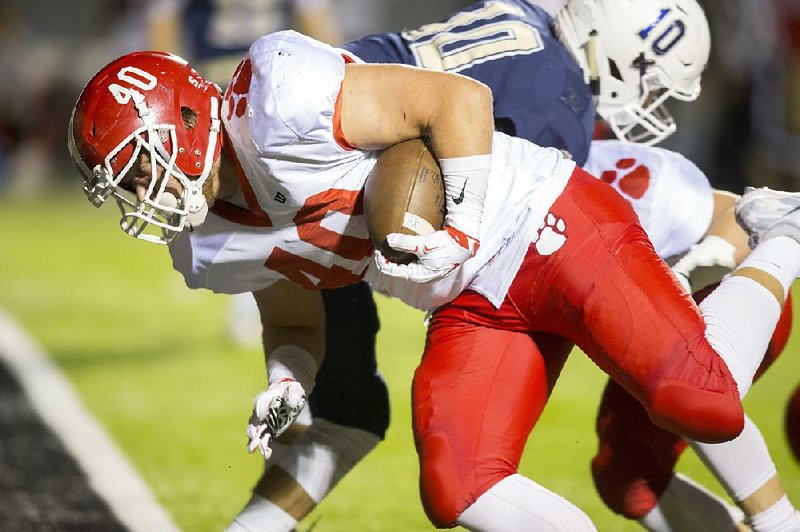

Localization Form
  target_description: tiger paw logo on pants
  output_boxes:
[534,214,566,255]
[600,158,651,199]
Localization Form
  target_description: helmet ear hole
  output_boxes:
[181,106,198,130]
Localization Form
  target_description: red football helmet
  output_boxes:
[68,51,222,244]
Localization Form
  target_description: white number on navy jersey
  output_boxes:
[402,1,543,73]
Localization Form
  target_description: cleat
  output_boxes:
[735,187,800,248]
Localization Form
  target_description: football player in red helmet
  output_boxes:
[69,15,800,532]
[69,51,222,244]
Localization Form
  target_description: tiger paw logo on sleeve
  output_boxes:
[599,158,651,200]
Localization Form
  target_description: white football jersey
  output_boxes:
[584,140,714,259]
[169,30,574,310]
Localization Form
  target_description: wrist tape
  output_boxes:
[267,345,318,394]
[440,154,491,239]
[672,235,737,279]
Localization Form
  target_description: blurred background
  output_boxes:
[1,0,799,197]
[660,0,800,193]
[0,1,799,531]
[0,0,476,197]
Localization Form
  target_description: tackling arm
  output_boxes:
[672,190,751,292]
[706,190,750,264]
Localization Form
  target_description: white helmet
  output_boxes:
[555,0,711,145]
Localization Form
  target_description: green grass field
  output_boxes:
[1,185,799,531]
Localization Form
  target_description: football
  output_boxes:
[364,138,445,264]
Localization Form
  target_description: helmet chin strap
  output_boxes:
[186,202,209,227]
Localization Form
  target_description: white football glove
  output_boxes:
[246,379,307,459]
[375,226,477,283]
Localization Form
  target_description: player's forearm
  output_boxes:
[672,194,750,292]
[262,325,325,372]
[261,320,325,391]
[253,282,326,388]
[707,191,750,264]
[262,333,322,394]
[294,7,342,45]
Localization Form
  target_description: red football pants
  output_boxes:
[413,168,744,528]
[591,292,793,519]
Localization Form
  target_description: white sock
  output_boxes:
[638,473,744,532]
[225,495,296,532]
[228,415,378,531]
[270,418,379,502]
[690,416,777,501]
[699,237,800,397]
[744,236,800,291]
[456,474,597,531]
[748,496,800,532]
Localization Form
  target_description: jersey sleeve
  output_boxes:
[168,214,280,295]
[584,140,713,259]
[247,30,348,153]
[653,149,714,258]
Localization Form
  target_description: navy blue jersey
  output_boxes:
[343,0,594,165]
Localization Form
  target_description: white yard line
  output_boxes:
[0,309,180,532]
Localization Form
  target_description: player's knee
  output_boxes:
[591,417,684,521]
[593,382,659,519]
[418,433,510,528]
[649,379,744,443]
[419,434,466,527]
[646,337,744,443]
[315,282,390,438]
[421,479,477,528]
[309,372,390,438]
[364,383,390,437]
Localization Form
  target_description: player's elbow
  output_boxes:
[429,75,494,143]
[452,76,493,118]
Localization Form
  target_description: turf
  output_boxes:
[1,186,798,531]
